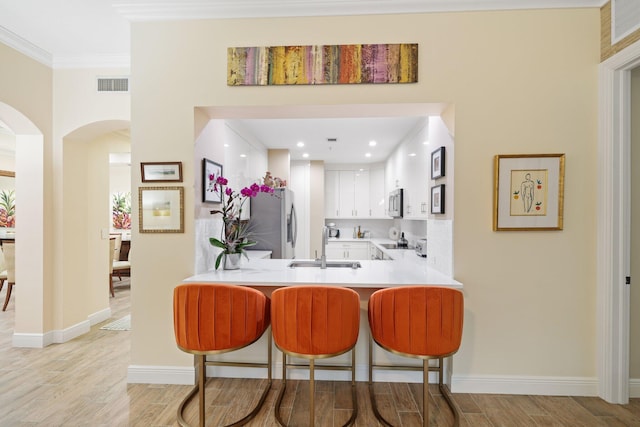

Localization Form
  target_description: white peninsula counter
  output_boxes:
[181,244,462,383]
[184,245,461,290]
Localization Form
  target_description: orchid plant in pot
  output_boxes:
[208,175,274,269]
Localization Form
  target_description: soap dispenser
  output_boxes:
[397,232,408,248]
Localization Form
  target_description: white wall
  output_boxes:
[193,118,268,273]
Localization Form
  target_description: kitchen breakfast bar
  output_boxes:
[182,244,463,384]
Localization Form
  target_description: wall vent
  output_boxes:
[97,77,129,93]
[612,0,640,44]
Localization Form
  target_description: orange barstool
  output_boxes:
[270,285,360,427]
[368,286,464,427]
[173,283,272,427]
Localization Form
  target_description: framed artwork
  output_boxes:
[431,147,445,179]
[139,186,184,233]
[140,162,183,183]
[431,184,445,214]
[202,158,223,203]
[493,153,565,231]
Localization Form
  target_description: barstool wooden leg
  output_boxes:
[423,359,429,427]
[198,355,205,427]
[309,359,315,427]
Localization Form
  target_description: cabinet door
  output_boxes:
[326,243,346,259]
[325,170,340,218]
[338,171,356,218]
[369,166,386,217]
[346,245,369,260]
[353,170,369,217]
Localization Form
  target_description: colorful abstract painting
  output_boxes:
[227,44,418,86]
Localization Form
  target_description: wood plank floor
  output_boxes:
[1,280,640,426]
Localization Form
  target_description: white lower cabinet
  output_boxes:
[326,241,370,260]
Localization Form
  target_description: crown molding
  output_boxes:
[113,0,608,21]
[0,25,52,67]
[53,54,131,70]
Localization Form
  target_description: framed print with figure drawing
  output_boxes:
[493,154,565,231]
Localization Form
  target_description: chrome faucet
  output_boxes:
[320,225,328,269]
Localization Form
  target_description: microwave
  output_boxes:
[388,188,403,218]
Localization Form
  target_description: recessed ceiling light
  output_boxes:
[297,141,305,147]
[240,154,247,158]
[365,153,372,158]
[302,153,309,158]
[369,140,377,147]
[409,153,417,157]
[224,143,229,147]
[423,140,429,145]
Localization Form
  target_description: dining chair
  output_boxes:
[270,285,360,427]
[2,242,15,311]
[108,238,116,297]
[173,283,272,427]
[0,244,7,294]
[368,286,464,427]
[112,247,131,280]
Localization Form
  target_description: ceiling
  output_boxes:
[0,0,604,163]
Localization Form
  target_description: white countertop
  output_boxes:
[184,239,461,289]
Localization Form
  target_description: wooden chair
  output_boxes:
[368,286,464,427]
[0,244,7,294]
[112,247,131,280]
[173,283,272,427]
[108,238,116,297]
[270,285,360,427]
[2,242,15,311]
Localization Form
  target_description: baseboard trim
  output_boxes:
[451,374,599,396]
[126,363,425,385]
[52,320,90,343]
[12,332,53,348]
[88,307,111,326]
[13,316,98,348]
[630,379,640,398]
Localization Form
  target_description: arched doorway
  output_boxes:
[59,121,131,336]
[0,102,47,347]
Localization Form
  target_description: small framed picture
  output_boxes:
[140,162,183,183]
[202,158,223,203]
[431,146,445,179]
[139,186,184,233]
[431,184,445,214]
[493,153,565,231]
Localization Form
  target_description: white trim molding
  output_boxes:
[598,37,640,404]
[452,375,599,396]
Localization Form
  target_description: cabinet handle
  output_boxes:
[336,210,339,216]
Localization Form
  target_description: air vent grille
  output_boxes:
[97,77,129,93]
[612,0,640,43]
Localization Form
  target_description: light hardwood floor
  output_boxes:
[1,280,640,426]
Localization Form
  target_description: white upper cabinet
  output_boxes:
[385,118,430,219]
[369,165,386,217]
[325,165,382,219]
[325,170,340,218]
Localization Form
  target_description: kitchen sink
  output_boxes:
[288,260,362,269]
[379,243,413,250]
[379,243,400,249]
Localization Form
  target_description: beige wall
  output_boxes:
[0,42,54,334]
[130,8,601,384]
[631,67,640,379]
[54,69,130,332]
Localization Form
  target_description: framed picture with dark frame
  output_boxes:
[431,146,445,179]
[139,186,184,233]
[431,184,445,214]
[140,162,183,183]
[202,158,223,203]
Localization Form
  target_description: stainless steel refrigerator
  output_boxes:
[249,188,297,259]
